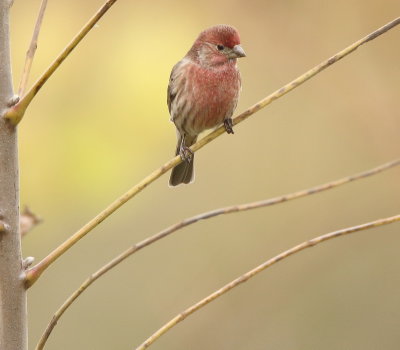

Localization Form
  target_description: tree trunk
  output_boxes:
[0,1,27,349]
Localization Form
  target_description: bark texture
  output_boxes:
[0,1,27,349]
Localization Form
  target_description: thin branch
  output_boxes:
[135,214,400,350]
[24,17,400,288]
[34,158,400,350]
[18,0,48,96]
[4,0,119,125]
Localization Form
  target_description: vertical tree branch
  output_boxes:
[18,0,48,96]
[0,1,27,349]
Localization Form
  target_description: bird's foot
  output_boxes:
[224,118,234,134]
[179,145,193,163]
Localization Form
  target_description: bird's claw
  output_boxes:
[224,118,234,134]
[179,145,193,163]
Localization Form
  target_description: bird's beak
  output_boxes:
[231,45,246,58]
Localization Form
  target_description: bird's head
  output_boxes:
[189,25,246,67]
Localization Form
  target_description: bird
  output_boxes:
[168,24,245,186]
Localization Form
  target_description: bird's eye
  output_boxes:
[217,44,224,51]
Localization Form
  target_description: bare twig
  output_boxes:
[4,0,119,125]
[135,214,400,350]
[18,0,48,96]
[20,206,42,237]
[34,158,400,350]
[24,17,400,288]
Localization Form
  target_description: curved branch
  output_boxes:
[34,158,400,350]
[24,17,400,288]
[135,214,400,350]
[18,0,48,96]
[4,0,119,125]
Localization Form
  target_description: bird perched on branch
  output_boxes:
[168,24,246,186]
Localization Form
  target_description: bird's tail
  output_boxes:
[169,135,197,186]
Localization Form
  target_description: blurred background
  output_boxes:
[10,0,400,349]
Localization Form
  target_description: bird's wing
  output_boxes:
[167,58,191,119]
[167,62,180,115]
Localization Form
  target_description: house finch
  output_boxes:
[168,24,245,186]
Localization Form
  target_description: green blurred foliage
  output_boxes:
[10,0,400,349]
